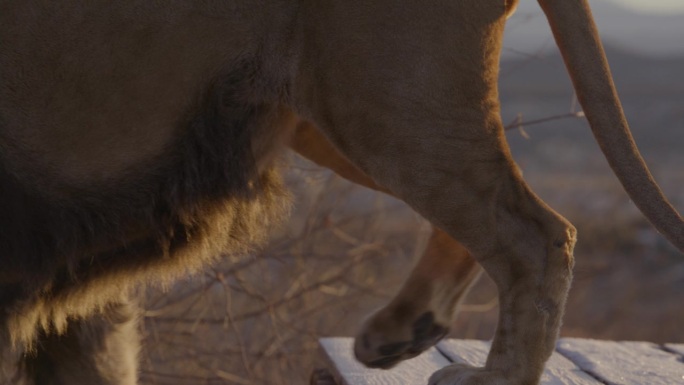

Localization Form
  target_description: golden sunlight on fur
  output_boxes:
[0,0,681,384]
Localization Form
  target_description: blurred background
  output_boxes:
[140,1,684,384]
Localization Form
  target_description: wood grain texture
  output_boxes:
[318,338,684,385]
[557,338,684,385]
[436,339,601,384]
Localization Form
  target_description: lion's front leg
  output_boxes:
[295,1,576,382]
[429,214,576,385]
[24,300,140,385]
[329,130,576,384]
[350,154,575,385]
[301,96,577,384]
[290,122,483,367]
[0,329,28,385]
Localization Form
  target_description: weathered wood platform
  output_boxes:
[313,338,684,385]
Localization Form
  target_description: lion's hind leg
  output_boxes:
[354,230,482,368]
[291,121,482,368]
[24,301,139,385]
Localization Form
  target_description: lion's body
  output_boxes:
[0,0,682,384]
[1,3,297,381]
[1,0,292,325]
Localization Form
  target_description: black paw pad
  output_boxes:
[377,341,411,356]
[367,355,402,369]
[412,311,436,336]
[410,311,449,353]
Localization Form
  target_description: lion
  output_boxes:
[0,0,682,384]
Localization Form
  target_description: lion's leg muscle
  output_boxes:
[296,1,576,383]
[24,301,139,385]
[291,121,482,365]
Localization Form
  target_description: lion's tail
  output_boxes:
[537,0,684,252]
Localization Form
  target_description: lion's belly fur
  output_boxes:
[0,68,292,347]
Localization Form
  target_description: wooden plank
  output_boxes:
[318,337,450,385]
[557,338,684,385]
[436,339,601,384]
[664,343,684,358]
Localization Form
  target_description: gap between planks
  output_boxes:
[316,337,684,385]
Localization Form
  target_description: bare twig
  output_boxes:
[504,110,585,132]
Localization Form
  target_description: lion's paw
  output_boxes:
[354,311,449,369]
[429,364,511,385]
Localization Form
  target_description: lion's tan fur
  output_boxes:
[0,0,681,384]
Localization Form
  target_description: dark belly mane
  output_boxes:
[0,63,291,347]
